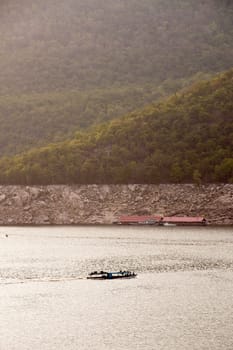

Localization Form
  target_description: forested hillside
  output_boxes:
[0,70,232,185]
[0,0,232,155]
[0,74,210,155]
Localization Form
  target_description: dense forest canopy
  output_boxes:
[0,70,232,185]
[0,0,232,156]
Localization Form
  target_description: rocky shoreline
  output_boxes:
[0,184,232,226]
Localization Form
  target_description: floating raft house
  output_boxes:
[115,215,207,226]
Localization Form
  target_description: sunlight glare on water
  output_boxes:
[0,225,233,350]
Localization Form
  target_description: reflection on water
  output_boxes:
[0,226,233,349]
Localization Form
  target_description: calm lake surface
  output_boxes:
[0,225,233,350]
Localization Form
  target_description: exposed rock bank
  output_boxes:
[0,184,232,225]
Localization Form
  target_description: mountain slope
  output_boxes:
[0,74,210,156]
[0,0,232,156]
[0,69,232,184]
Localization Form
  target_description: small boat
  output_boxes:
[161,222,177,227]
[87,270,137,280]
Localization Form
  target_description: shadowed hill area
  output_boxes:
[0,74,211,155]
[0,0,232,155]
[0,69,232,184]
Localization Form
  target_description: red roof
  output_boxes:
[118,215,206,223]
[163,217,206,223]
[119,215,162,223]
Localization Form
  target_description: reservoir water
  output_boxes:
[0,225,233,350]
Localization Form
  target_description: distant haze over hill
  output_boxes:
[0,0,232,93]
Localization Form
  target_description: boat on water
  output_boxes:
[161,222,177,227]
[87,270,137,280]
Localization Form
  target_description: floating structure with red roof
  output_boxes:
[115,215,163,225]
[162,216,207,226]
[114,215,207,226]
